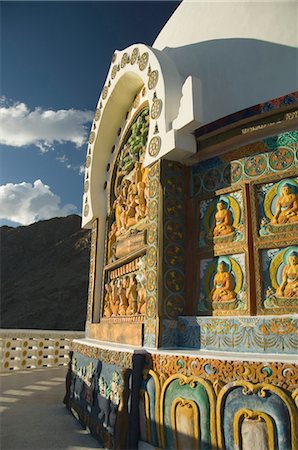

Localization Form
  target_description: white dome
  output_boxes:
[153,0,298,125]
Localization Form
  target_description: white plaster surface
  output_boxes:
[154,0,298,125]
[73,338,298,364]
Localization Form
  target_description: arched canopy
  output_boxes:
[82,43,201,229]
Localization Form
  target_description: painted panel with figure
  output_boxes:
[197,253,248,316]
[256,245,298,314]
[198,188,245,250]
[255,176,298,238]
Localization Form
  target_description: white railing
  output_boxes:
[0,329,85,372]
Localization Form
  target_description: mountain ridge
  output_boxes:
[1,215,91,330]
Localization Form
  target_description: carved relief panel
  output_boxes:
[196,185,250,316]
[192,130,298,317]
[251,174,298,314]
[102,105,150,321]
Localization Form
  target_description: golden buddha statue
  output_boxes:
[211,261,236,302]
[271,183,298,225]
[276,252,298,298]
[213,200,235,237]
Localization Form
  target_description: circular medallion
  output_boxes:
[165,244,184,267]
[102,86,108,100]
[148,70,158,90]
[84,180,89,193]
[147,223,157,244]
[165,295,185,319]
[94,108,101,121]
[166,177,183,195]
[165,222,184,242]
[203,168,221,191]
[166,198,183,218]
[121,52,128,68]
[139,52,149,71]
[148,200,158,220]
[147,247,157,268]
[269,148,294,171]
[111,65,118,79]
[89,131,96,144]
[149,163,159,178]
[151,99,162,120]
[146,296,156,318]
[130,48,139,65]
[147,271,157,292]
[149,179,159,198]
[244,155,267,177]
[86,156,91,168]
[148,136,161,157]
[231,161,242,183]
[84,204,89,217]
[223,164,231,185]
[165,269,185,293]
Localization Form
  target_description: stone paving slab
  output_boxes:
[0,366,102,449]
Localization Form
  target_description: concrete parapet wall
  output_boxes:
[0,329,85,372]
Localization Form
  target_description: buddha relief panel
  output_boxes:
[257,246,298,313]
[198,189,244,249]
[198,253,247,316]
[256,177,298,237]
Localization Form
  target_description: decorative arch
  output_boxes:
[82,42,199,230]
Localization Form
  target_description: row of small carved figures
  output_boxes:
[103,275,146,317]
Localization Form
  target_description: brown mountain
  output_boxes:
[1,215,90,331]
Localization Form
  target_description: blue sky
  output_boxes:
[0,1,179,226]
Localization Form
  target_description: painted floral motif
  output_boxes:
[151,98,162,120]
[164,295,184,319]
[231,161,242,183]
[148,136,161,157]
[130,48,138,65]
[147,271,157,292]
[269,148,294,170]
[166,177,183,195]
[165,198,183,218]
[146,296,156,318]
[148,70,158,90]
[139,52,149,71]
[102,86,108,100]
[111,65,118,79]
[203,168,221,191]
[165,244,184,266]
[165,269,185,293]
[244,154,267,177]
[165,222,183,242]
[147,223,157,244]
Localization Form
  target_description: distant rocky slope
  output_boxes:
[1,215,91,331]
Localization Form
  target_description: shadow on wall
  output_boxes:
[163,39,298,124]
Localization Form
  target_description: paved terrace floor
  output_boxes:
[0,367,102,450]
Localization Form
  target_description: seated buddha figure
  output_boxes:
[211,261,237,302]
[276,252,298,298]
[213,200,235,237]
[271,183,298,225]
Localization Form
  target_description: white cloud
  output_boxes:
[0,180,77,225]
[79,165,85,175]
[56,154,68,164]
[0,99,93,151]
